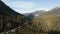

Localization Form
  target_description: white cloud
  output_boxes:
[2,0,35,13]
[2,0,50,14]
[2,0,35,9]
[14,9,33,14]
[35,8,50,11]
[8,1,35,9]
[2,0,11,1]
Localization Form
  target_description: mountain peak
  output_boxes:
[44,6,60,15]
[50,6,60,11]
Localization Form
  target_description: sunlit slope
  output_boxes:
[33,15,60,31]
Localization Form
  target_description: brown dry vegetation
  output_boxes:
[33,15,60,32]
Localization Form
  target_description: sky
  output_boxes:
[2,0,60,14]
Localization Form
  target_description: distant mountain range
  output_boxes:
[24,6,60,18]
[24,10,47,19]
[24,10,47,16]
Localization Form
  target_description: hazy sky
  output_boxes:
[2,0,60,14]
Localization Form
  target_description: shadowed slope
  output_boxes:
[0,0,32,33]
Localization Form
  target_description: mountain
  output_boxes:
[1,0,60,34]
[32,10,47,16]
[0,0,32,33]
[32,7,60,32]
[24,6,60,16]
[24,10,47,19]
[0,0,48,34]
[24,10,47,16]
[44,7,60,15]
